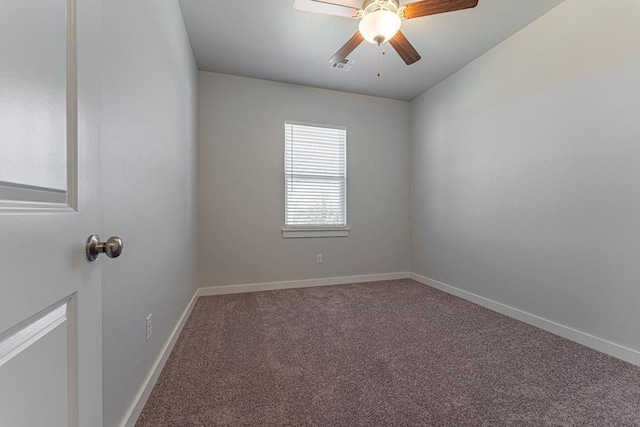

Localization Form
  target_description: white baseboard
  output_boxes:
[409,272,640,367]
[198,272,410,296]
[121,290,200,427]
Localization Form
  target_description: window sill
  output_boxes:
[282,227,350,239]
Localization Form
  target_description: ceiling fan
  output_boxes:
[294,0,479,66]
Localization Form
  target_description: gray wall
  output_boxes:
[411,0,640,352]
[198,72,410,287]
[101,1,198,425]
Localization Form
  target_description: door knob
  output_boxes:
[86,235,124,262]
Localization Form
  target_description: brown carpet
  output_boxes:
[136,279,640,426]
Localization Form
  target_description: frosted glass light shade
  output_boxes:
[358,9,402,44]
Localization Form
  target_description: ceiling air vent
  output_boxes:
[330,57,356,71]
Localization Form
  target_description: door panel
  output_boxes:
[0,0,103,425]
[0,301,71,427]
[0,0,68,192]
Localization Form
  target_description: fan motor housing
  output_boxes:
[361,0,400,13]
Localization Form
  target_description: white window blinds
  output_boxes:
[285,121,347,228]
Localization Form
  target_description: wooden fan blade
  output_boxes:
[294,0,359,18]
[329,32,364,64]
[389,31,421,65]
[402,0,479,19]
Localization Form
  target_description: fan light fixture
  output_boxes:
[358,9,402,44]
[294,0,480,66]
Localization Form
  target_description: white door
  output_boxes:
[0,0,104,426]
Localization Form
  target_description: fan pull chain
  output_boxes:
[376,43,386,77]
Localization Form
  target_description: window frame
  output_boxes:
[282,120,349,239]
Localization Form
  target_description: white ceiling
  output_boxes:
[179,0,564,101]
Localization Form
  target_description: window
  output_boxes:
[283,121,349,238]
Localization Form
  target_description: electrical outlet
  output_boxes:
[146,314,153,342]
[316,254,323,264]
